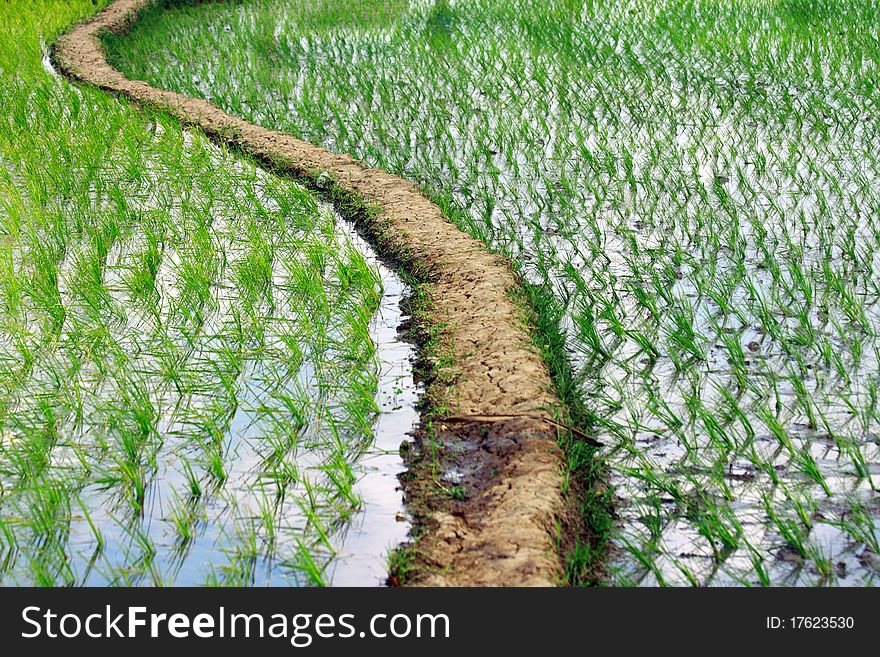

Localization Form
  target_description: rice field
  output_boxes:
[0,0,416,586]
[107,0,880,585]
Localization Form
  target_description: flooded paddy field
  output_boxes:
[108,0,880,585]
[0,0,417,586]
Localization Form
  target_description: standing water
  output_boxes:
[325,208,419,586]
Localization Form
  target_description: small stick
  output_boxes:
[441,413,602,447]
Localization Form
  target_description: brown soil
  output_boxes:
[53,0,571,586]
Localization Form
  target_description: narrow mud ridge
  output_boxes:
[53,0,570,586]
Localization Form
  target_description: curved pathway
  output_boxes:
[54,0,571,586]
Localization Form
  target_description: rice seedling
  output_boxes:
[807,540,836,581]
[763,492,809,560]
[836,498,880,555]
[745,542,772,588]
[620,536,667,587]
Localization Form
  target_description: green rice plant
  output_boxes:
[166,492,203,548]
[681,484,741,558]
[181,459,202,499]
[790,445,832,497]
[620,537,666,587]
[636,495,664,542]
[745,542,772,587]
[217,523,259,587]
[288,538,328,586]
[807,540,835,581]
[789,376,818,431]
[836,498,879,554]
[665,300,706,363]
[843,440,873,482]
[763,493,808,559]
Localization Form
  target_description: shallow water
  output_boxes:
[325,216,418,586]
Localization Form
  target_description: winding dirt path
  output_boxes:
[53,0,570,586]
